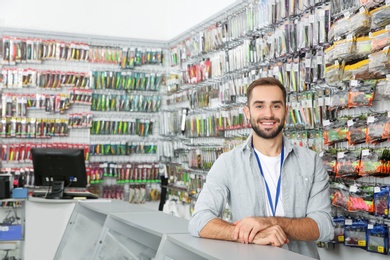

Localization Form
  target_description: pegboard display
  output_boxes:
[0,28,168,204]
[160,0,390,255]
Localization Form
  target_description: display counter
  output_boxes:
[27,198,320,260]
[91,211,189,259]
[155,233,315,260]
[55,199,155,260]
[25,197,77,260]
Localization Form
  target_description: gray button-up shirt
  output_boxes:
[188,134,334,259]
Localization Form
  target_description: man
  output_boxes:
[188,77,334,259]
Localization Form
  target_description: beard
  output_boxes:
[250,116,284,139]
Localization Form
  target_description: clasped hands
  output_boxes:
[232,217,289,247]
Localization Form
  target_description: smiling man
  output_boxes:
[188,77,334,259]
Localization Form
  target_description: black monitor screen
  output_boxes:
[31,148,87,196]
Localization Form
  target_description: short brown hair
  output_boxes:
[246,77,287,106]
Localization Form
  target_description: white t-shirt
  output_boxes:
[254,149,285,217]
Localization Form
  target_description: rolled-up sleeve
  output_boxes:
[188,153,230,237]
[306,153,334,242]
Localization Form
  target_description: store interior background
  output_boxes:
[1,0,390,259]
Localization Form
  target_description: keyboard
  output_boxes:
[64,191,99,199]
[32,190,99,200]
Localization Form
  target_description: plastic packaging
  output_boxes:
[370,5,390,29]
[371,28,390,53]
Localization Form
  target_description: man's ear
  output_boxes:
[243,105,250,120]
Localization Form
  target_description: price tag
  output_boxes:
[368,224,374,229]
[323,119,330,126]
[374,186,381,193]
[303,17,309,26]
[367,116,375,123]
[350,80,358,86]
[325,96,331,106]
[345,219,353,225]
[349,184,358,193]
[309,15,315,23]
[347,120,354,127]
[317,55,323,65]
[305,58,311,68]
[317,97,324,106]
[358,240,366,247]
[337,152,345,159]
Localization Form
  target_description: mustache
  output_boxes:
[256,117,281,123]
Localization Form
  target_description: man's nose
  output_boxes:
[262,106,274,117]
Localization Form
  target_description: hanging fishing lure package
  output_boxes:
[313,4,331,46]
[325,62,343,86]
[366,112,388,144]
[344,218,368,248]
[370,5,390,29]
[366,223,389,254]
[348,79,376,108]
[369,48,390,78]
[355,36,371,58]
[346,115,367,145]
[323,118,348,146]
[334,149,360,178]
[370,27,390,53]
[332,215,346,243]
[332,36,356,61]
[359,148,382,177]
[374,186,389,216]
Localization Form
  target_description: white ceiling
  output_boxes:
[0,0,238,42]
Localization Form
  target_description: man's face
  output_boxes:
[244,85,286,139]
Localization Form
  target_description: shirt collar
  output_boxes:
[241,132,295,155]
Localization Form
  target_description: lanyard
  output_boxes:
[253,143,284,217]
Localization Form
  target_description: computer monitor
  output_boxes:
[31,148,87,199]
